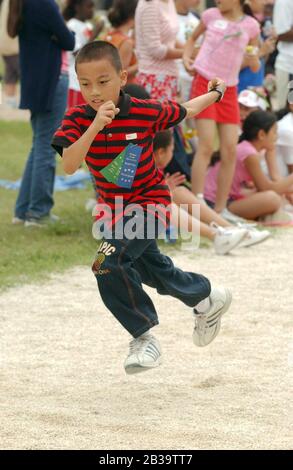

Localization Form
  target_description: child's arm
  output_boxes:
[182,78,226,119]
[245,154,293,193]
[183,21,206,74]
[62,101,120,174]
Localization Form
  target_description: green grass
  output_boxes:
[0,121,96,290]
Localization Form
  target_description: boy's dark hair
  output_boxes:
[108,0,138,28]
[75,41,122,72]
[153,130,173,152]
[240,110,277,142]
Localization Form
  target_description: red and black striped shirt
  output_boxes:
[52,91,186,224]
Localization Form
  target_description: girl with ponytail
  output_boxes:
[204,110,293,220]
[183,0,261,217]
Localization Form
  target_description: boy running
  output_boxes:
[52,41,230,375]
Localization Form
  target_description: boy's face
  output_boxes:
[77,59,127,111]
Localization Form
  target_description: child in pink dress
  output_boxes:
[183,0,261,215]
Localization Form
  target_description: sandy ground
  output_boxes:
[0,230,292,450]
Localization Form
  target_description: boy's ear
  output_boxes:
[120,70,128,87]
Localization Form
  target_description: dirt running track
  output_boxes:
[0,230,292,450]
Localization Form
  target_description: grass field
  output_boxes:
[0,121,97,289]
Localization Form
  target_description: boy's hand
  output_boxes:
[93,101,120,131]
[165,172,186,192]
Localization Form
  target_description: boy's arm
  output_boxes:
[182,78,226,119]
[62,101,120,174]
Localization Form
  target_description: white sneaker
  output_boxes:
[238,225,271,248]
[221,208,247,225]
[211,223,247,255]
[193,287,232,347]
[124,333,162,374]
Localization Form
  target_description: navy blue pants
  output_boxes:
[93,235,211,338]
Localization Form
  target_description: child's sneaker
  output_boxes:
[211,223,247,255]
[124,333,162,374]
[193,287,232,347]
[238,226,271,248]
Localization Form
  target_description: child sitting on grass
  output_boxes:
[204,111,293,221]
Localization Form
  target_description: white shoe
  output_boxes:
[238,225,271,248]
[211,223,247,255]
[24,214,60,228]
[221,208,247,225]
[124,333,162,375]
[193,287,232,347]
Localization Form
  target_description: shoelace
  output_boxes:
[129,336,152,354]
[210,222,237,236]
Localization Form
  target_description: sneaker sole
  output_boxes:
[125,360,161,375]
[24,222,46,228]
[193,288,232,347]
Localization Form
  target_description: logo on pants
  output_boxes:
[92,241,116,275]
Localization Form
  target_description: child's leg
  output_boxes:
[215,123,238,213]
[172,186,231,227]
[170,201,215,240]
[134,241,232,347]
[228,191,282,220]
[191,119,217,195]
[93,237,160,339]
[133,239,211,304]
[94,231,209,337]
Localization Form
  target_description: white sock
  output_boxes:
[138,330,151,339]
[195,297,211,313]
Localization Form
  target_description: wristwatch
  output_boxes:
[209,87,224,103]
